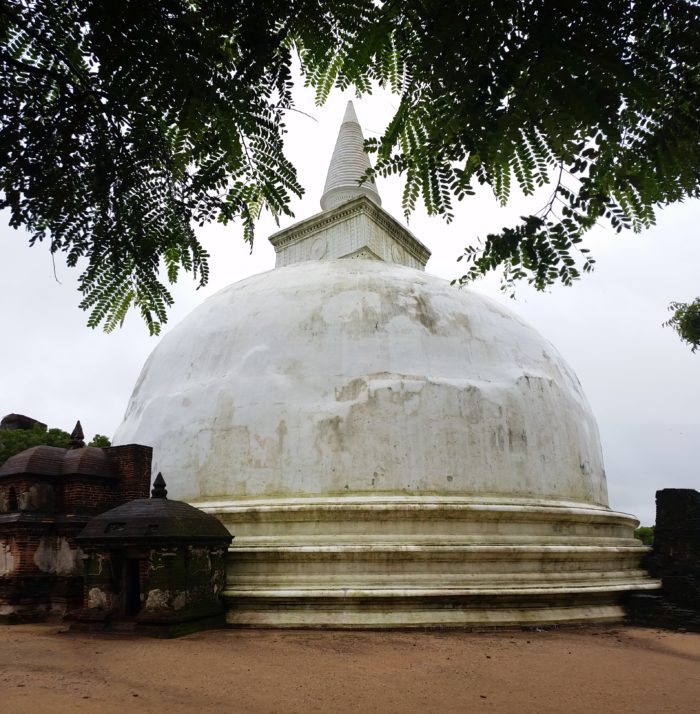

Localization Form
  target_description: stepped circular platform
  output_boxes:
[208,495,652,627]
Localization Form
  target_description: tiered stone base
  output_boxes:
[195,496,660,628]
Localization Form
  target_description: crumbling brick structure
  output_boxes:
[0,423,151,622]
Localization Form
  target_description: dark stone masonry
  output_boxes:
[626,489,700,631]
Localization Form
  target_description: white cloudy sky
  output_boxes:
[1,81,698,525]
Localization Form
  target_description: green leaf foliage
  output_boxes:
[664,298,700,352]
[2,2,699,343]
[0,425,70,466]
[0,424,111,465]
[634,525,655,546]
[1,0,304,334]
[301,1,699,318]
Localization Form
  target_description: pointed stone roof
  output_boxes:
[320,101,381,211]
[69,420,85,449]
[151,472,168,499]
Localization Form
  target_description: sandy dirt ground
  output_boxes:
[1,624,699,713]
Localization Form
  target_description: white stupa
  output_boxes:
[114,103,657,626]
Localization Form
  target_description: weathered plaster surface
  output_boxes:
[144,588,187,611]
[144,588,170,610]
[114,259,606,507]
[0,541,15,576]
[16,483,55,511]
[87,586,108,609]
[33,537,82,575]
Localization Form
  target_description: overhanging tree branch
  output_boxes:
[0,0,698,347]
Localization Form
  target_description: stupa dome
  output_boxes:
[113,102,656,627]
[115,258,605,507]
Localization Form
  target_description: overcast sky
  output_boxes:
[1,82,697,526]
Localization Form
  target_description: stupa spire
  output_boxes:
[268,100,429,269]
[320,101,381,211]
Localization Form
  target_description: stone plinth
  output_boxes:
[207,495,655,627]
[269,196,430,269]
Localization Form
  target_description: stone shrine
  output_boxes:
[0,421,151,621]
[74,473,232,636]
[114,103,658,626]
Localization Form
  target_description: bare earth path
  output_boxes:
[1,624,699,713]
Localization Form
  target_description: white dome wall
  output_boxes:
[114,260,606,507]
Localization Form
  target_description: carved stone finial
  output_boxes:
[151,472,168,499]
[320,101,381,211]
[69,420,85,449]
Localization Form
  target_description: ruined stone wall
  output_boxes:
[653,489,700,577]
[80,550,117,612]
[140,546,227,620]
[76,544,228,635]
[0,479,58,513]
[2,533,48,577]
[0,530,84,622]
[627,489,700,631]
[0,532,83,577]
[0,442,153,622]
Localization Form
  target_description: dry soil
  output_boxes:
[1,624,699,713]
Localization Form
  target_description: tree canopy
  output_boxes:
[1,1,699,346]
[0,425,70,466]
[0,423,111,466]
